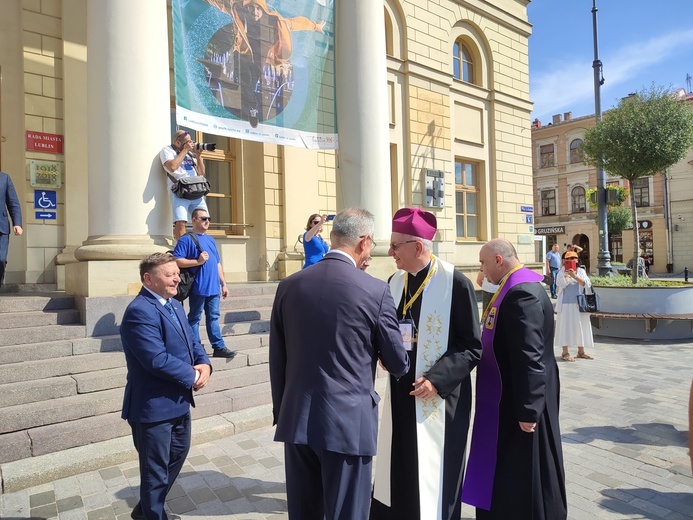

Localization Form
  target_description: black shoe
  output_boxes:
[212,347,237,359]
[131,504,144,520]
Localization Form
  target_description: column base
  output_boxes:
[65,260,145,297]
[74,235,171,261]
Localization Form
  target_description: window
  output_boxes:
[455,160,479,240]
[610,234,623,263]
[632,177,650,206]
[569,139,583,163]
[453,41,474,83]
[170,113,238,234]
[541,189,556,216]
[571,186,586,213]
[539,144,555,168]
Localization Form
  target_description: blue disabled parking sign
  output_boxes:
[34,190,57,210]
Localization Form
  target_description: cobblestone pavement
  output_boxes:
[2,337,692,519]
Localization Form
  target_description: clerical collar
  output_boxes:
[408,260,432,279]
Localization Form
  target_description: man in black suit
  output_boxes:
[462,238,566,519]
[269,207,410,520]
[121,253,212,520]
[0,172,23,288]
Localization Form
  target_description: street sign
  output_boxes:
[35,211,57,220]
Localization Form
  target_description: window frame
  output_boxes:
[632,177,650,207]
[452,40,475,84]
[454,159,480,241]
[571,186,586,213]
[541,189,556,216]
[569,139,583,164]
[539,144,555,168]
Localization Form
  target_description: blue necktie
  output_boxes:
[165,300,183,333]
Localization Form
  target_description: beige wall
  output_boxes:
[1,0,537,289]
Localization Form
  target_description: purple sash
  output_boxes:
[461,267,543,510]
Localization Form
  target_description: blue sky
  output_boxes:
[528,0,693,125]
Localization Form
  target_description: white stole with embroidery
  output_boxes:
[373,258,453,519]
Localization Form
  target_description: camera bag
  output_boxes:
[173,232,202,302]
[167,173,211,200]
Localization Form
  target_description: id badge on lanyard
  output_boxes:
[399,319,414,351]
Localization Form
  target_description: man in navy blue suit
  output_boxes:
[0,172,23,288]
[270,208,410,520]
[121,252,212,520]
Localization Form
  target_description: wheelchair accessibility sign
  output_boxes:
[34,190,57,220]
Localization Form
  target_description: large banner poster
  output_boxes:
[172,0,337,150]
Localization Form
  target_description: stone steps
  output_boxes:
[0,284,278,476]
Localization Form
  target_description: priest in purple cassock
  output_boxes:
[371,208,482,520]
[462,238,567,520]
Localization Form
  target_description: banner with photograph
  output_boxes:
[172,0,337,149]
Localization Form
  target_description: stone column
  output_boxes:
[335,0,392,242]
[66,0,171,296]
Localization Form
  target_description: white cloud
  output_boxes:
[531,29,693,122]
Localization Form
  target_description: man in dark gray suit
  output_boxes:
[270,207,410,520]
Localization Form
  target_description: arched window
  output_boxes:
[384,8,394,56]
[571,186,586,213]
[453,40,474,83]
[570,139,583,163]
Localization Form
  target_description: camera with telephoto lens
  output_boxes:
[194,142,217,152]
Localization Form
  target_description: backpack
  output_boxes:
[173,233,202,302]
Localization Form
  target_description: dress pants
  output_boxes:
[0,233,9,287]
[130,412,191,520]
[284,443,373,520]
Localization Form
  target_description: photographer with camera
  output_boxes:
[161,130,213,240]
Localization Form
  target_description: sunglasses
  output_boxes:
[312,219,321,224]
[198,216,211,222]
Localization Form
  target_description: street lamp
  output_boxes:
[592,0,612,276]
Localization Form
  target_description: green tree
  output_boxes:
[605,205,632,236]
[582,85,693,283]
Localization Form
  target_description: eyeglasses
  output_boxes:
[359,235,377,248]
[198,216,211,222]
[389,240,418,251]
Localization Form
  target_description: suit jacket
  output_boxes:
[270,252,410,457]
[120,288,211,423]
[0,172,22,235]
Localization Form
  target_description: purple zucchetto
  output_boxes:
[392,208,437,240]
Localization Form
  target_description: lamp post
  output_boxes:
[592,0,612,276]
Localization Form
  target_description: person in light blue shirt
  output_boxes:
[302,213,330,268]
[545,243,561,299]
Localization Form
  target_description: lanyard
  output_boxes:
[402,255,437,320]
[480,263,523,324]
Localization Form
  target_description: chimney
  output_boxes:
[552,114,562,125]
[531,118,541,129]
[564,112,572,122]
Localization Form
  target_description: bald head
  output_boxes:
[479,238,520,285]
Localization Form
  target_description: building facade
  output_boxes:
[0,0,536,296]
[531,108,689,275]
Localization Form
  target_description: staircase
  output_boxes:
[0,284,277,489]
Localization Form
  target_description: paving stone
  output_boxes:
[86,506,116,520]
[30,490,56,508]
[212,484,243,503]
[30,502,58,519]
[56,495,84,512]
[165,484,186,500]
[187,486,218,505]
[166,495,197,514]
[186,455,210,467]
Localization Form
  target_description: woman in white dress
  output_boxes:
[555,251,595,362]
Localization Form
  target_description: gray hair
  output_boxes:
[331,208,375,247]
[485,238,518,261]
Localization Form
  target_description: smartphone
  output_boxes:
[564,259,577,271]
[326,215,335,221]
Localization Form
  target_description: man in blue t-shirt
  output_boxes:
[173,209,236,358]
[545,243,561,299]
